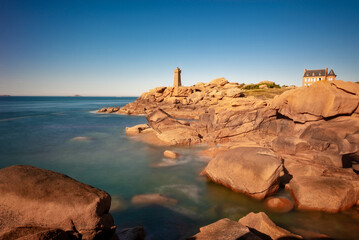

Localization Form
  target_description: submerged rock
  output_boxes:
[131,193,178,206]
[238,212,302,240]
[265,197,294,213]
[0,165,116,240]
[202,147,283,199]
[70,136,92,141]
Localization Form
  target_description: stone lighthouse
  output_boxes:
[173,67,182,87]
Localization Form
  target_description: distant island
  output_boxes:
[0,95,10,97]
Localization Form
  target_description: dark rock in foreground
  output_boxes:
[0,165,116,240]
[117,226,145,240]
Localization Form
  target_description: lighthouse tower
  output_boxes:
[174,67,182,87]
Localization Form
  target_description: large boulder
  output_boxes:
[225,88,244,98]
[190,218,261,240]
[270,80,359,123]
[1,228,71,240]
[209,77,229,86]
[146,109,181,133]
[299,116,359,155]
[289,176,358,212]
[202,147,283,199]
[238,212,302,240]
[172,87,193,97]
[0,165,115,240]
[146,109,201,145]
[188,92,205,104]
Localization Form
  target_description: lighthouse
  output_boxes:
[174,67,182,87]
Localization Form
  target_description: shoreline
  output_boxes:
[1,80,359,239]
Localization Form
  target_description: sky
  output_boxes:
[0,0,358,96]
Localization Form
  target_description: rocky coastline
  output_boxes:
[1,79,359,239]
[102,78,359,238]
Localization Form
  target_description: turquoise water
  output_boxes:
[0,97,358,240]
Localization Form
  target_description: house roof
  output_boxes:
[303,69,326,77]
[328,69,336,76]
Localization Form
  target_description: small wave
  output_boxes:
[69,136,93,142]
[157,184,201,203]
[89,110,104,114]
[0,114,46,122]
[151,157,191,168]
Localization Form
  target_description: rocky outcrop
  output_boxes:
[0,165,116,240]
[238,212,302,240]
[202,147,283,199]
[99,78,267,118]
[190,218,261,240]
[146,109,201,145]
[289,176,358,212]
[270,80,359,123]
[125,124,150,136]
[122,80,359,212]
[192,213,302,240]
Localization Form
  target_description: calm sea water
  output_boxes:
[0,96,358,240]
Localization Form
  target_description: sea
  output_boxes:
[0,96,358,240]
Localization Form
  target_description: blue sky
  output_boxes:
[0,0,358,96]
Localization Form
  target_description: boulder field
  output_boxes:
[116,79,359,213]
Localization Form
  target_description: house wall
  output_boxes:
[302,68,336,86]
